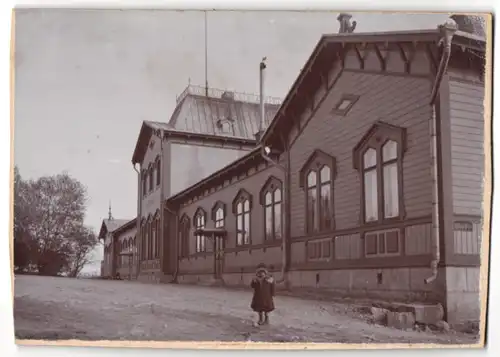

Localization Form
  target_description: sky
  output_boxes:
[13,10,450,272]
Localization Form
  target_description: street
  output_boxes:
[14,275,478,344]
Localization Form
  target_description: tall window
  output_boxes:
[233,189,252,246]
[148,166,154,193]
[156,157,161,187]
[142,172,147,197]
[261,177,283,240]
[353,122,406,224]
[179,215,190,258]
[155,217,161,258]
[194,209,206,253]
[300,150,336,233]
[151,219,156,259]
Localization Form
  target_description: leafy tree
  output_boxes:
[13,168,98,276]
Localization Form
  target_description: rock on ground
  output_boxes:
[13,275,479,344]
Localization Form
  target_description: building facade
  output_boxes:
[105,15,487,326]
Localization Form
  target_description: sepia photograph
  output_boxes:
[10,8,491,349]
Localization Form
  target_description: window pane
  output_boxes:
[265,192,272,205]
[216,208,223,220]
[378,233,385,254]
[382,140,398,162]
[243,199,250,212]
[386,231,400,254]
[274,203,282,239]
[364,169,378,222]
[274,188,282,203]
[363,148,377,169]
[307,187,317,232]
[265,206,273,240]
[237,202,243,214]
[237,232,243,246]
[320,183,332,230]
[383,162,399,218]
[320,166,331,183]
[307,171,317,188]
[244,213,250,244]
[365,233,377,255]
[237,214,242,232]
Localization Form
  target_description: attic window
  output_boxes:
[332,94,359,116]
[216,119,233,134]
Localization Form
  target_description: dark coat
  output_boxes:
[250,276,275,313]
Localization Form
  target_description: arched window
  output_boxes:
[211,201,226,229]
[140,220,146,260]
[179,214,190,258]
[148,165,154,193]
[156,156,161,187]
[155,214,161,258]
[300,150,336,233]
[260,176,283,241]
[142,171,147,197]
[232,189,252,246]
[194,208,206,253]
[353,122,406,224]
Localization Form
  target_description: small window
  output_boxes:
[365,229,400,257]
[307,238,332,261]
[156,157,161,187]
[233,189,252,246]
[331,94,359,116]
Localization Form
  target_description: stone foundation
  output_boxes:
[444,267,481,325]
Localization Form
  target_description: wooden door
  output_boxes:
[214,236,225,279]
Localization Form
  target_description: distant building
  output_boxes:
[98,215,133,279]
[106,15,486,325]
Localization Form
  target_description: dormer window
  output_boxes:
[216,119,233,134]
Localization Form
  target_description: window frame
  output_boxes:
[364,228,401,257]
[299,149,336,234]
[193,208,207,253]
[232,189,253,246]
[211,201,226,230]
[260,176,283,241]
[148,164,154,193]
[353,122,407,226]
[156,156,161,187]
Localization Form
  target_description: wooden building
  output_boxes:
[127,16,486,325]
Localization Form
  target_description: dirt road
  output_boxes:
[14,275,478,344]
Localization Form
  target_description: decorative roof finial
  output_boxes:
[337,13,357,34]
[108,200,113,220]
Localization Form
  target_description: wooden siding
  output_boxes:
[289,71,433,234]
[335,233,361,260]
[176,164,284,273]
[453,220,482,255]
[405,223,432,255]
[449,80,485,216]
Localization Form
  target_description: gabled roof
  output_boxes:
[112,217,137,236]
[165,26,487,207]
[98,219,131,240]
[169,87,281,139]
[131,85,282,165]
[131,120,259,165]
[259,28,486,148]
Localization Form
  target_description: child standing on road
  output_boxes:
[250,263,275,325]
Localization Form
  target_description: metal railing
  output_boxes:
[176,84,283,106]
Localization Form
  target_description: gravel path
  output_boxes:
[14,275,479,344]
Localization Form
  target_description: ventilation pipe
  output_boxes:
[425,18,458,284]
[259,57,267,134]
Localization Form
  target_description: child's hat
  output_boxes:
[256,263,268,274]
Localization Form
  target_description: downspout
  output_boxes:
[133,163,141,279]
[164,202,179,283]
[158,129,165,280]
[425,19,458,284]
[258,57,290,288]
